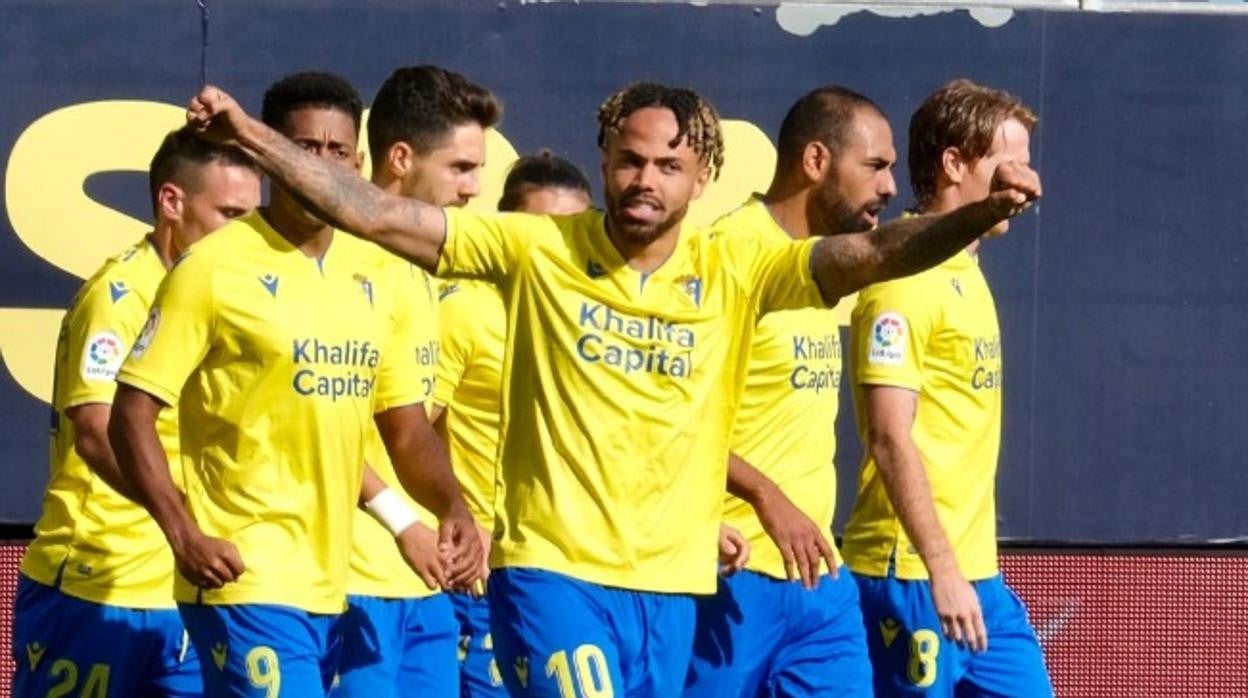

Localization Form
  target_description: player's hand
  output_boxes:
[395,522,446,591]
[718,524,750,576]
[186,85,249,146]
[475,523,493,585]
[986,160,1042,220]
[436,505,485,591]
[930,566,988,653]
[171,529,245,590]
[754,485,837,589]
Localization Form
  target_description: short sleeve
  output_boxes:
[721,234,825,315]
[432,282,474,408]
[115,254,215,407]
[851,281,938,392]
[373,261,432,414]
[61,278,150,408]
[436,209,526,284]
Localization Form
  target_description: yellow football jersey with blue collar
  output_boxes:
[117,212,427,613]
[717,198,844,579]
[842,249,1002,581]
[433,279,505,529]
[437,207,825,594]
[22,238,182,608]
[347,260,442,599]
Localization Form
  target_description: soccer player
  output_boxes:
[183,80,1040,696]
[684,86,897,697]
[109,71,482,698]
[13,128,260,697]
[430,148,593,696]
[335,64,502,697]
[495,150,594,215]
[842,79,1053,697]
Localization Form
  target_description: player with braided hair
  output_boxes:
[184,78,1040,696]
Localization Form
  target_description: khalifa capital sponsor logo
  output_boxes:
[82,331,124,381]
[130,308,161,359]
[868,312,906,366]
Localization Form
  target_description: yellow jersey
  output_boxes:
[437,208,825,594]
[117,212,426,613]
[22,238,181,608]
[841,249,1002,581]
[717,198,843,579]
[432,279,505,530]
[346,261,442,599]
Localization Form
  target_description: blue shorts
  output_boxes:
[487,567,696,697]
[451,591,507,696]
[331,593,459,696]
[11,575,201,697]
[179,602,340,697]
[854,573,1052,697]
[684,567,872,697]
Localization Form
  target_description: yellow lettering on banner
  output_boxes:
[465,129,520,215]
[0,308,63,403]
[6,100,183,279]
[685,119,776,229]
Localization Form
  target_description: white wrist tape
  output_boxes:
[364,488,419,536]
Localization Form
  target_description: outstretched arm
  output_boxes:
[185,86,446,271]
[864,385,987,653]
[810,161,1041,304]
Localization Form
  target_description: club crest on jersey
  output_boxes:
[868,312,906,366]
[675,274,703,307]
[353,273,374,307]
[130,308,160,359]
[108,280,130,303]
[951,277,963,297]
[259,273,279,297]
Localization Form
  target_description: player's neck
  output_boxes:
[262,203,334,259]
[604,216,681,274]
[759,190,811,240]
[146,229,175,269]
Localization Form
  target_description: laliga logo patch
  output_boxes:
[81,330,124,381]
[130,308,161,359]
[868,312,906,366]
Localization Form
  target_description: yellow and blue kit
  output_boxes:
[434,278,508,697]
[14,237,200,697]
[437,206,826,695]
[844,248,1050,697]
[334,260,459,697]
[117,213,427,696]
[684,197,871,696]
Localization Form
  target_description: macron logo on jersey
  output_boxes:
[951,278,963,297]
[259,274,279,297]
[108,281,129,303]
[675,274,703,307]
[586,259,607,279]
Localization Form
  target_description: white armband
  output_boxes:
[363,488,419,536]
